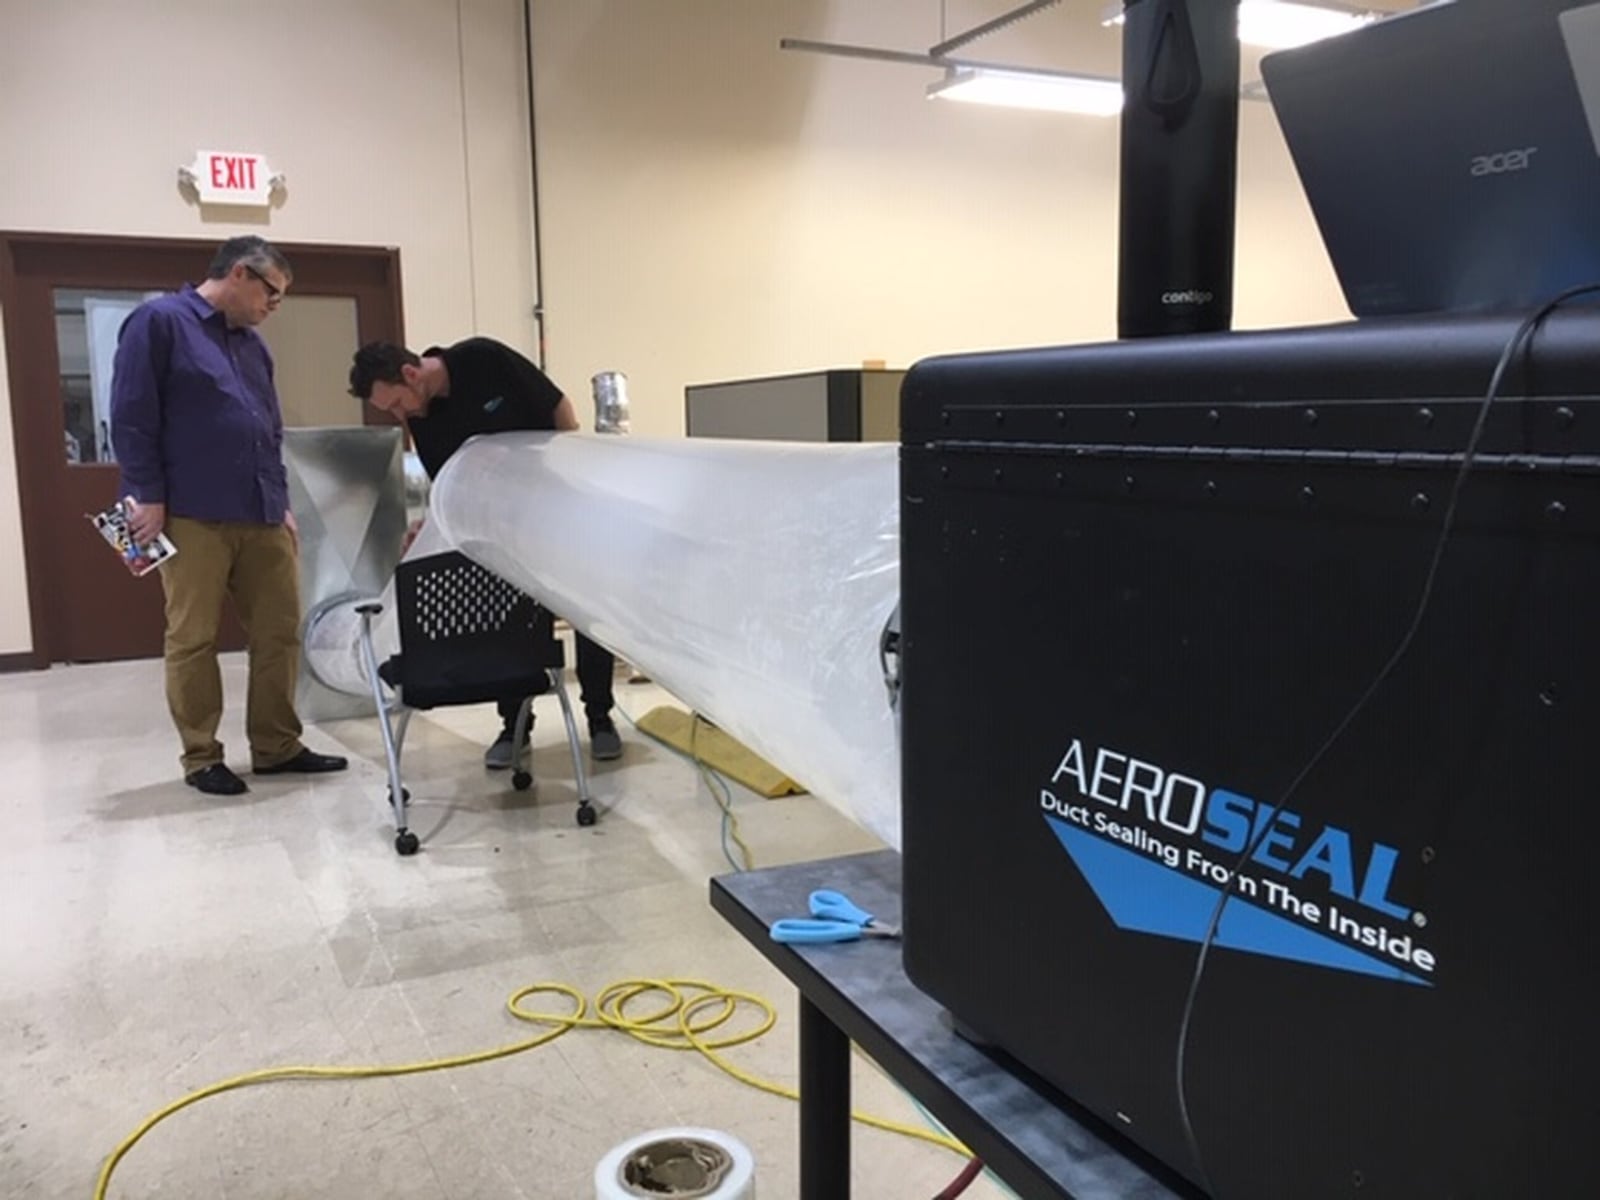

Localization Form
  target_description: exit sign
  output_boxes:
[181,150,281,205]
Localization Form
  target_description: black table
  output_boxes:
[710,849,1203,1200]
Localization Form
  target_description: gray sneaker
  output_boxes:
[589,722,623,762]
[484,727,528,770]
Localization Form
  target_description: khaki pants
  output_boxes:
[160,516,303,774]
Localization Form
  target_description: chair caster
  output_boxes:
[576,803,597,828]
[512,770,533,792]
[395,829,420,856]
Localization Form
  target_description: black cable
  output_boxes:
[1171,283,1600,1198]
[522,0,548,370]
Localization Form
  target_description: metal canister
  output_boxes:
[591,370,632,434]
[401,450,431,525]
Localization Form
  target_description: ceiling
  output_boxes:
[784,1,1438,83]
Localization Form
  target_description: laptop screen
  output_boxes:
[1261,0,1600,317]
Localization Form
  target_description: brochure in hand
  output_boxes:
[89,498,177,577]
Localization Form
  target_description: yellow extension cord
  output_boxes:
[94,977,969,1198]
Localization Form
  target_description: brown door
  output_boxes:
[0,233,405,667]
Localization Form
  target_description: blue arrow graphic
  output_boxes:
[1045,816,1431,987]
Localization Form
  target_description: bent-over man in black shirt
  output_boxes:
[349,338,623,765]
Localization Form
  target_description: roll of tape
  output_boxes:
[594,1127,756,1200]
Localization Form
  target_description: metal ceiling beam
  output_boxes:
[929,0,1064,58]
[777,37,1119,84]
[777,38,950,70]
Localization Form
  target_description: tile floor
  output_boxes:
[1,653,1012,1199]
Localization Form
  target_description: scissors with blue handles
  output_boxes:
[770,889,901,944]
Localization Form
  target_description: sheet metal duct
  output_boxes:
[301,518,452,702]
[285,426,408,721]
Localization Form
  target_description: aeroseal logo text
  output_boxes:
[1039,738,1437,986]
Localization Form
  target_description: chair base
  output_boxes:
[359,610,598,855]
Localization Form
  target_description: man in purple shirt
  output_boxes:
[111,236,347,795]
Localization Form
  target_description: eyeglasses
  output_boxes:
[244,264,286,303]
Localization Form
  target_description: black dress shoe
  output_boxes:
[185,763,250,795]
[254,748,349,775]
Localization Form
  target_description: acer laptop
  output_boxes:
[1261,0,1600,317]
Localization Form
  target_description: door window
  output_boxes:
[257,294,365,428]
[53,288,160,465]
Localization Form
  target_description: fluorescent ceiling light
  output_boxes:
[928,68,1124,115]
[1102,2,1376,51]
[1239,0,1375,48]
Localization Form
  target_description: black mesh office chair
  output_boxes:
[356,550,596,855]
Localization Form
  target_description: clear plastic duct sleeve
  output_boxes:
[430,431,902,848]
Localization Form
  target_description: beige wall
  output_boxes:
[530,0,1348,437]
[0,0,1349,659]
